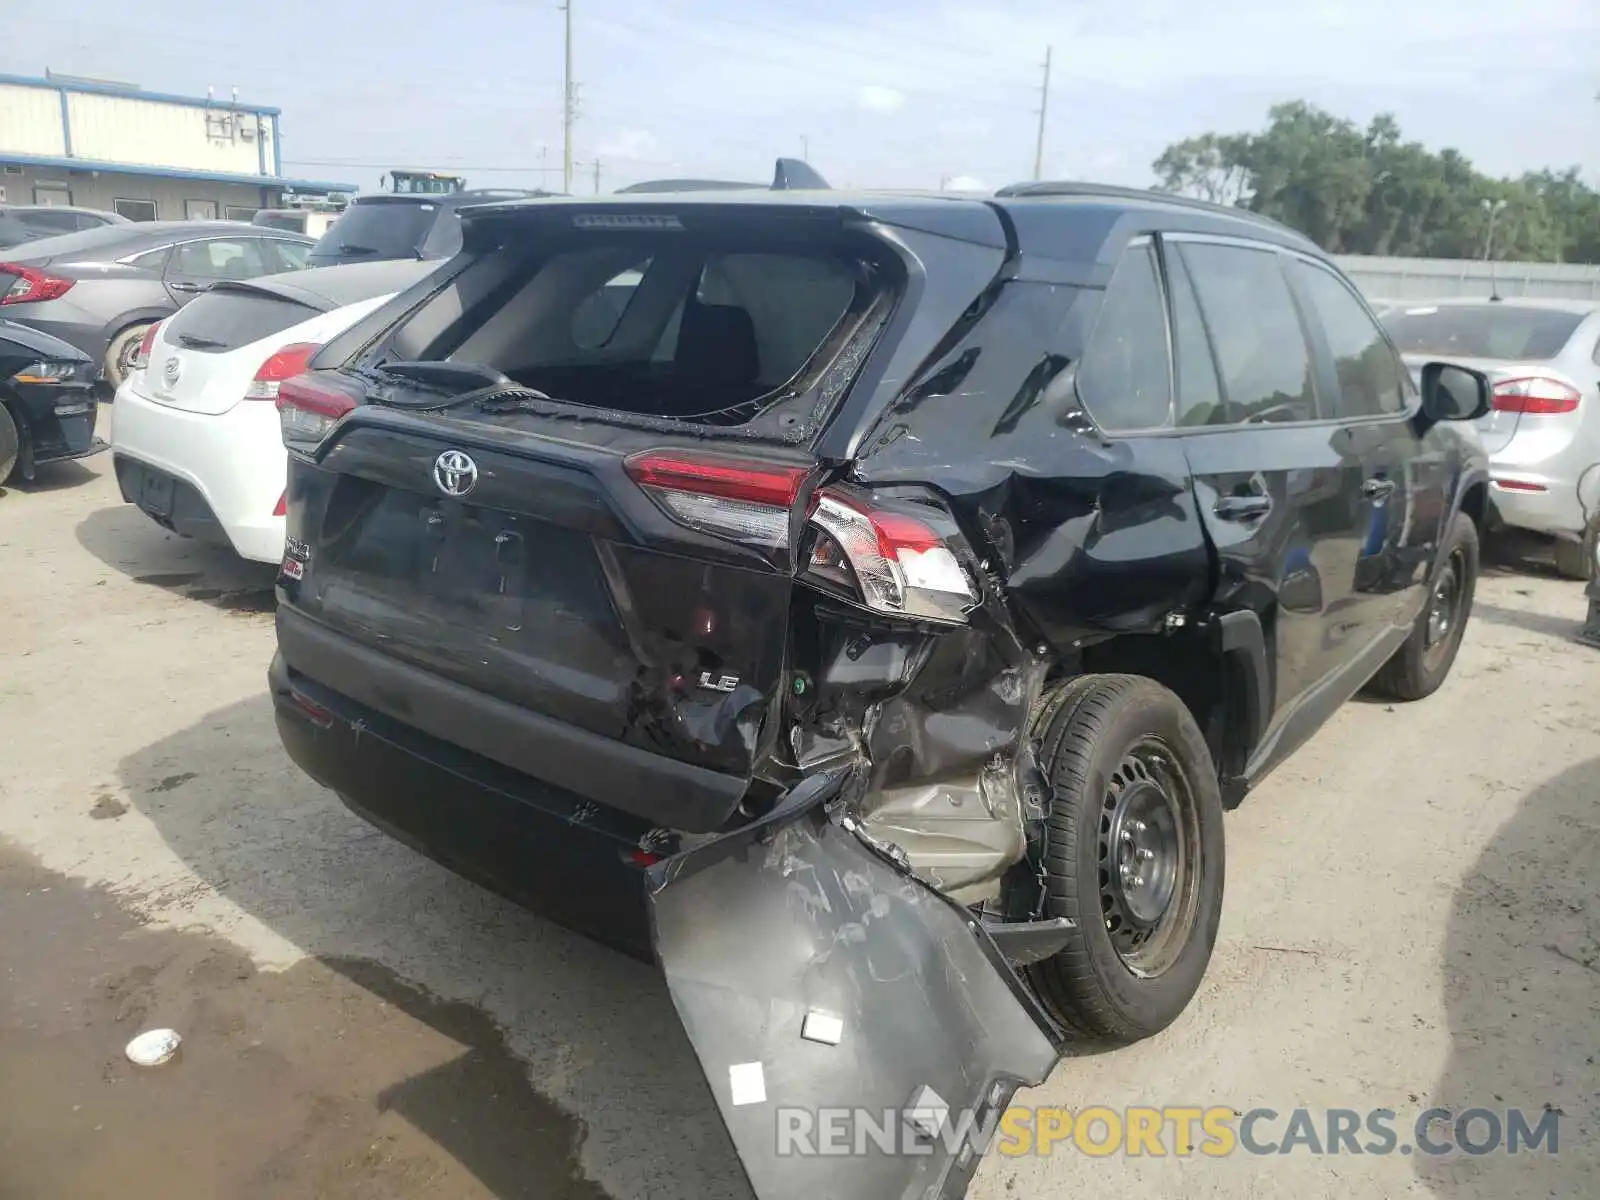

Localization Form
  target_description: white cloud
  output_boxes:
[596,127,661,162]
[942,175,991,192]
[856,85,907,114]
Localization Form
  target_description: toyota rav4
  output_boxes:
[267,178,1490,1200]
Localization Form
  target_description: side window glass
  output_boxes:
[1077,242,1172,431]
[1289,260,1406,417]
[266,239,310,272]
[1179,243,1317,424]
[1167,250,1227,426]
[571,261,650,350]
[171,238,266,280]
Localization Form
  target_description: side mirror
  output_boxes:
[1420,361,1491,421]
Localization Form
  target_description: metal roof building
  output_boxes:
[0,70,357,222]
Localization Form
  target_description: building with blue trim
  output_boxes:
[0,70,357,222]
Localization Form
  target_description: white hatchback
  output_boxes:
[111,260,435,563]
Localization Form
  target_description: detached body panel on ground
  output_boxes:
[268,186,1488,1199]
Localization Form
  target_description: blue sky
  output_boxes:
[5,0,1596,195]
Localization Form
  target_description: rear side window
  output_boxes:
[160,289,321,354]
[1180,243,1317,424]
[1167,250,1227,427]
[1289,260,1406,418]
[312,202,437,260]
[1381,305,1586,360]
[1076,242,1172,431]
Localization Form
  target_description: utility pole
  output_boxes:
[801,134,810,163]
[1032,46,1052,181]
[592,158,602,195]
[562,0,575,193]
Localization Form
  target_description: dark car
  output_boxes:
[267,180,1489,1199]
[0,319,102,484]
[0,221,315,392]
[304,188,555,269]
[0,204,129,251]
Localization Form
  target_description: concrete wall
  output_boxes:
[1335,254,1600,303]
[1,165,273,221]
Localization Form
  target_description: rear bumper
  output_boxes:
[1488,477,1585,539]
[274,605,749,833]
[269,651,658,960]
[110,379,286,562]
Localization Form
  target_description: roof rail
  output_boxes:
[994,179,1304,239]
[615,157,831,195]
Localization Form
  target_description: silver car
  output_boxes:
[1383,298,1600,577]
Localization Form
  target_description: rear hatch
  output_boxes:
[279,198,1009,831]
[306,198,440,268]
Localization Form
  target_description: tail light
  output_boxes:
[624,450,811,548]
[272,490,287,516]
[1492,376,1581,415]
[129,322,163,372]
[276,372,362,453]
[0,263,75,306]
[803,487,979,624]
[247,342,322,401]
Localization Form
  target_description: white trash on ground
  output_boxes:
[124,1029,182,1067]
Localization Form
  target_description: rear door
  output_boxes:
[163,236,270,304]
[1166,236,1372,761]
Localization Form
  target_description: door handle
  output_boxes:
[168,280,206,293]
[1362,477,1397,500]
[1214,494,1273,521]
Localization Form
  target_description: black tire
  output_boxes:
[1552,527,1595,582]
[1369,512,1479,701]
[1026,674,1226,1044]
[103,323,152,392]
[0,402,19,485]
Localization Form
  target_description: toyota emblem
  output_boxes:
[162,356,181,386]
[433,449,479,497]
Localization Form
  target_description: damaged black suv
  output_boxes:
[268,177,1490,1199]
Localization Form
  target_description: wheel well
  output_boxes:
[1077,633,1248,786]
[1460,480,1487,532]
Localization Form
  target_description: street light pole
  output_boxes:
[1481,197,1508,298]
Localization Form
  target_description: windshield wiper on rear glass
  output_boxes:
[335,243,381,256]
[176,333,226,350]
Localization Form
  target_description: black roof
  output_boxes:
[996,180,1313,247]
[349,188,562,209]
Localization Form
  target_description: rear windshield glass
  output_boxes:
[1,224,146,262]
[160,289,321,355]
[408,235,866,427]
[311,202,437,261]
[254,211,306,232]
[1382,305,1585,360]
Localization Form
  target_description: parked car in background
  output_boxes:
[0,319,101,485]
[268,180,1490,1200]
[305,188,552,268]
[110,258,436,562]
[0,222,315,393]
[1382,297,1600,577]
[0,204,128,251]
[252,208,343,239]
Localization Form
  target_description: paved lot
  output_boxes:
[1,436,1596,1199]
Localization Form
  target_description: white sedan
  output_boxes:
[111,260,435,563]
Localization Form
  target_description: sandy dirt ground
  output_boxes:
[1,435,1595,1199]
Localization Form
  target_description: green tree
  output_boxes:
[1151,104,1599,263]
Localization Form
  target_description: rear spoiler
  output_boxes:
[616,157,830,195]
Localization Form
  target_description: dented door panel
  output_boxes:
[648,781,1061,1200]
[847,280,1212,651]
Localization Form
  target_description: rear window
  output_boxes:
[159,289,321,355]
[420,238,864,428]
[310,201,438,261]
[1382,305,1586,360]
[0,224,148,262]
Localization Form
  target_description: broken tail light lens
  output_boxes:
[247,342,323,401]
[1491,375,1581,415]
[804,487,979,624]
[0,263,75,306]
[624,450,812,548]
[129,322,163,372]
[277,372,362,454]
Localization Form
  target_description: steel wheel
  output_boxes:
[1424,547,1465,668]
[1097,737,1202,978]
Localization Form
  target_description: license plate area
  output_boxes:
[135,465,176,520]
